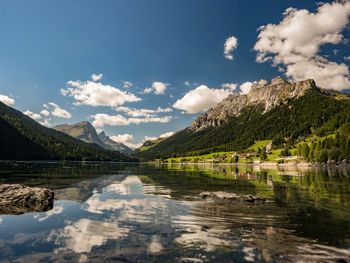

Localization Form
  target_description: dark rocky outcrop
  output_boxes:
[199,191,266,203]
[0,184,54,215]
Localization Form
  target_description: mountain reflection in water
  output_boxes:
[0,161,349,262]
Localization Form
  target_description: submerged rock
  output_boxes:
[0,184,54,215]
[199,191,266,203]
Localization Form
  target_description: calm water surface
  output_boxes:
[0,162,350,262]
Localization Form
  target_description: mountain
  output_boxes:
[53,121,105,146]
[98,131,133,154]
[53,122,132,154]
[134,137,167,153]
[134,77,350,161]
[0,102,137,162]
[191,77,318,131]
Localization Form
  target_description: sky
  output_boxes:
[0,0,350,148]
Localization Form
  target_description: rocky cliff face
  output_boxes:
[190,77,318,131]
[98,131,133,154]
[53,121,105,147]
[53,121,132,154]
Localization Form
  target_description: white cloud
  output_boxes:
[109,132,173,149]
[40,109,50,116]
[173,85,232,114]
[111,132,173,149]
[144,82,169,95]
[114,106,172,118]
[61,78,141,108]
[224,35,238,60]
[51,218,130,254]
[159,131,174,138]
[254,2,350,90]
[184,81,190,87]
[48,102,72,119]
[91,73,103,82]
[110,133,143,149]
[91,113,172,127]
[35,205,64,222]
[24,110,41,120]
[0,94,15,105]
[122,81,132,88]
[345,56,350,61]
[239,82,253,94]
[39,118,52,127]
[221,83,237,91]
[43,104,49,109]
[144,136,158,141]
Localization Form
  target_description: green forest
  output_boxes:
[135,89,350,161]
[0,102,137,162]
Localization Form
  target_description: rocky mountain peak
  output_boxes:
[98,130,106,138]
[53,122,133,154]
[270,76,289,86]
[190,77,318,131]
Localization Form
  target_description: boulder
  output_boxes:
[0,184,54,215]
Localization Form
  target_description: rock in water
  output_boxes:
[0,184,54,215]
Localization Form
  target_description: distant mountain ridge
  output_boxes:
[0,102,136,161]
[98,131,133,154]
[53,121,133,154]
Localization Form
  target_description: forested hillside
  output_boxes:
[135,89,350,161]
[0,102,137,162]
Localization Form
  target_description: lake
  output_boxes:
[0,161,350,262]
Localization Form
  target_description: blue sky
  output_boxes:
[0,0,350,148]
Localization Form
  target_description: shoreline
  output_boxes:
[154,160,350,169]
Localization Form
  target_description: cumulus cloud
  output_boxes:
[184,81,190,87]
[254,1,350,90]
[114,106,172,118]
[144,82,168,95]
[221,83,237,91]
[39,118,52,127]
[173,85,232,114]
[224,35,238,60]
[345,56,350,61]
[110,131,173,149]
[40,109,50,116]
[48,102,72,119]
[61,78,141,108]
[23,102,68,126]
[239,82,253,94]
[91,113,172,127]
[0,94,15,105]
[144,136,158,141]
[110,133,143,149]
[91,73,103,82]
[159,131,174,138]
[24,110,41,120]
[122,81,132,88]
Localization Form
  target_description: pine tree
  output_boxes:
[301,143,310,160]
[297,144,302,157]
[260,148,267,161]
[308,143,315,162]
